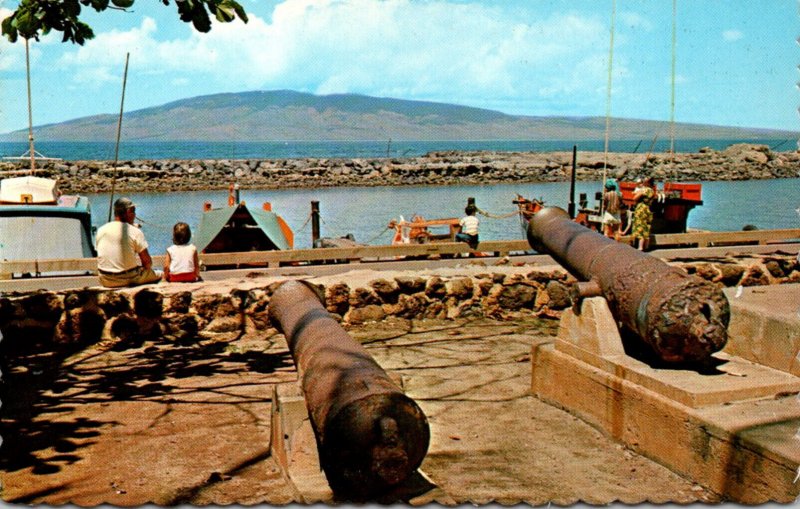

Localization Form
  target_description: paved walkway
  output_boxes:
[0,316,716,504]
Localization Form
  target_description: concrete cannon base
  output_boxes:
[531,295,800,503]
[269,379,452,504]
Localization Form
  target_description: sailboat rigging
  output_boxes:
[0,37,96,275]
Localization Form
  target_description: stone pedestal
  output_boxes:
[532,296,800,503]
[269,382,333,504]
[269,379,451,504]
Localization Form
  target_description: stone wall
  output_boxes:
[1,252,797,355]
[0,269,572,352]
[0,144,797,194]
[679,254,800,287]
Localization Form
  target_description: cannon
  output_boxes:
[268,280,430,499]
[527,207,729,363]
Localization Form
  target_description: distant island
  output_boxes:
[1,89,797,143]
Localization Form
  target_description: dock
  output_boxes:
[1,227,798,292]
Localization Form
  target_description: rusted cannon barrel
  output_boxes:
[268,280,429,498]
[527,207,729,363]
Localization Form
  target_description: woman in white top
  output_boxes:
[165,222,201,283]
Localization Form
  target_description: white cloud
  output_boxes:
[46,0,617,113]
[722,29,743,42]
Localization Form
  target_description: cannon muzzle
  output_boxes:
[268,280,430,499]
[527,207,729,363]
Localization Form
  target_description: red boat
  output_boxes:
[514,180,703,237]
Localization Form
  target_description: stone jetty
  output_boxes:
[0,144,797,194]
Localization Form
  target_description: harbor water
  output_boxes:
[85,178,800,256]
[3,139,797,255]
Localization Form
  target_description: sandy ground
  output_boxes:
[0,313,719,505]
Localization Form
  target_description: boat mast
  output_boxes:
[24,37,35,175]
[601,0,616,215]
[669,0,677,159]
[107,52,130,222]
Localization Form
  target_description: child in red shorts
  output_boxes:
[165,222,201,283]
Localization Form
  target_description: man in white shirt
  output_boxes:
[96,197,161,288]
[456,204,480,249]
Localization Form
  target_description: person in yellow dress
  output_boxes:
[601,178,622,241]
[631,177,656,251]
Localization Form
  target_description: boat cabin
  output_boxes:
[0,176,96,263]
[196,201,294,254]
[0,175,59,204]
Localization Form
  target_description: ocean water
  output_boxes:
[85,179,800,256]
[1,138,797,161]
[3,139,797,255]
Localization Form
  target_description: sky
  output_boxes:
[0,0,798,134]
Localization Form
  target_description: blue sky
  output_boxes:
[1,0,798,133]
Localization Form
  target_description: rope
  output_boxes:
[295,212,313,232]
[770,139,790,151]
[364,226,391,244]
[476,207,519,219]
[311,214,362,241]
[134,215,174,231]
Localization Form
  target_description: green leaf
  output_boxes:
[231,1,248,23]
[176,0,193,22]
[14,10,37,38]
[191,5,211,32]
[217,0,246,23]
[64,0,82,17]
[74,20,93,44]
[214,4,234,23]
[2,0,247,44]
[1,15,19,43]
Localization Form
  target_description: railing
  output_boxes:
[0,240,533,279]
[1,228,798,280]
[647,228,800,248]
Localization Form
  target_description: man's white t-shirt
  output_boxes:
[167,244,197,274]
[459,215,479,235]
[96,221,148,273]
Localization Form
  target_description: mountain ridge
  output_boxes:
[2,89,797,142]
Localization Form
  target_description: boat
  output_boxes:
[514,180,703,238]
[513,3,704,244]
[195,184,294,254]
[388,215,460,245]
[0,175,96,263]
[617,181,702,234]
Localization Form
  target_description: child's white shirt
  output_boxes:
[167,244,197,274]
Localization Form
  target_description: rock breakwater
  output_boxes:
[0,144,797,194]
